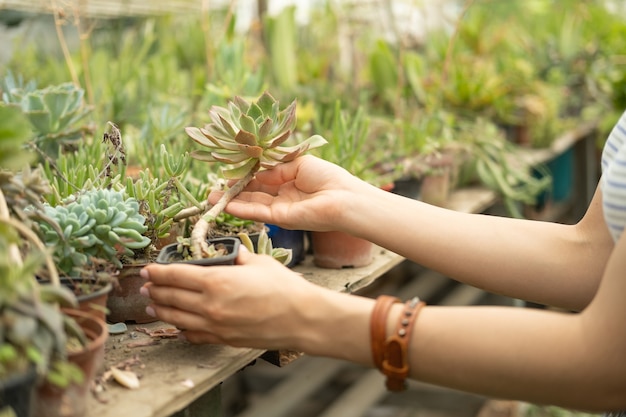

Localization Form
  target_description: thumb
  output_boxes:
[236,244,256,265]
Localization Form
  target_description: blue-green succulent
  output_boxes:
[39,188,150,276]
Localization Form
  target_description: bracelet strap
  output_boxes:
[370,295,400,371]
[382,297,425,391]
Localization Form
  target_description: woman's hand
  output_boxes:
[140,247,328,350]
[208,155,365,232]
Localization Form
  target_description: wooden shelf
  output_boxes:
[516,120,597,166]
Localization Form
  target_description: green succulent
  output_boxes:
[238,230,292,266]
[0,183,84,386]
[0,230,82,381]
[38,188,150,276]
[185,91,327,179]
[0,104,33,171]
[186,92,327,260]
[2,81,92,157]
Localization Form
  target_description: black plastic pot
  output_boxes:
[156,237,240,266]
[0,366,36,417]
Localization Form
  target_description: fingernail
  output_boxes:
[140,268,150,280]
[145,306,156,317]
[139,286,149,297]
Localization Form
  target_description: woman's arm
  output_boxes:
[213,156,614,310]
[141,231,626,411]
[344,182,613,310]
[296,228,626,411]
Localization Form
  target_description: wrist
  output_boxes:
[293,290,374,365]
[337,180,386,236]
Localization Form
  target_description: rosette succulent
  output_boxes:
[185,91,327,179]
[2,80,92,157]
[184,92,326,259]
[39,188,151,276]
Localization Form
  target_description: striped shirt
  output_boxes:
[601,109,626,243]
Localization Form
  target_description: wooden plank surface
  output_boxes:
[87,322,262,417]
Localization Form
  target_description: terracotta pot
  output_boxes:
[106,263,156,324]
[419,169,451,207]
[60,278,112,322]
[35,309,108,417]
[310,231,373,269]
[0,366,36,417]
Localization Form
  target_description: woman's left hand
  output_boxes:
[140,247,325,350]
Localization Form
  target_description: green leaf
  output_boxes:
[256,92,276,116]
[239,113,257,137]
[222,158,259,179]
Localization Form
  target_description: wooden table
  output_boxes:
[85,186,497,417]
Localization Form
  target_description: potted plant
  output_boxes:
[455,118,552,218]
[310,101,380,268]
[0,104,105,417]
[106,145,197,324]
[35,187,151,319]
[183,91,326,262]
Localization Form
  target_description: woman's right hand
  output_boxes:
[207,155,366,232]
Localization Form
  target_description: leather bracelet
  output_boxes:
[370,295,400,371]
[382,297,425,391]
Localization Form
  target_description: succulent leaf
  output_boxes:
[234,129,258,146]
[187,92,326,180]
[222,159,260,180]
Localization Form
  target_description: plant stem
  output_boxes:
[173,201,208,222]
[74,1,95,105]
[441,0,475,86]
[0,188,22,267]
[50,0,81,89]
[201,0,213,81]
[190,162,259,259]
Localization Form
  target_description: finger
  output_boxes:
[144,283,203,311]
[148,303,210,332]
[142,263,223,290]
[236,244,254,265]
[179,330,226,345]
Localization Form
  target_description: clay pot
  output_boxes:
[106,262,156,324]
[35,309,108,417]
[310,231,373,269]
[419,169,451,207]
[60,278,112,322]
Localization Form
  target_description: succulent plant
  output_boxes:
[2,80,93,157]
[38,188,151,277]
[0,104,34,171]
[185,92,326,259]
[0,186,84,388]
[186,91,327,179]
[237,230,292,266]
[0,235,80,380]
